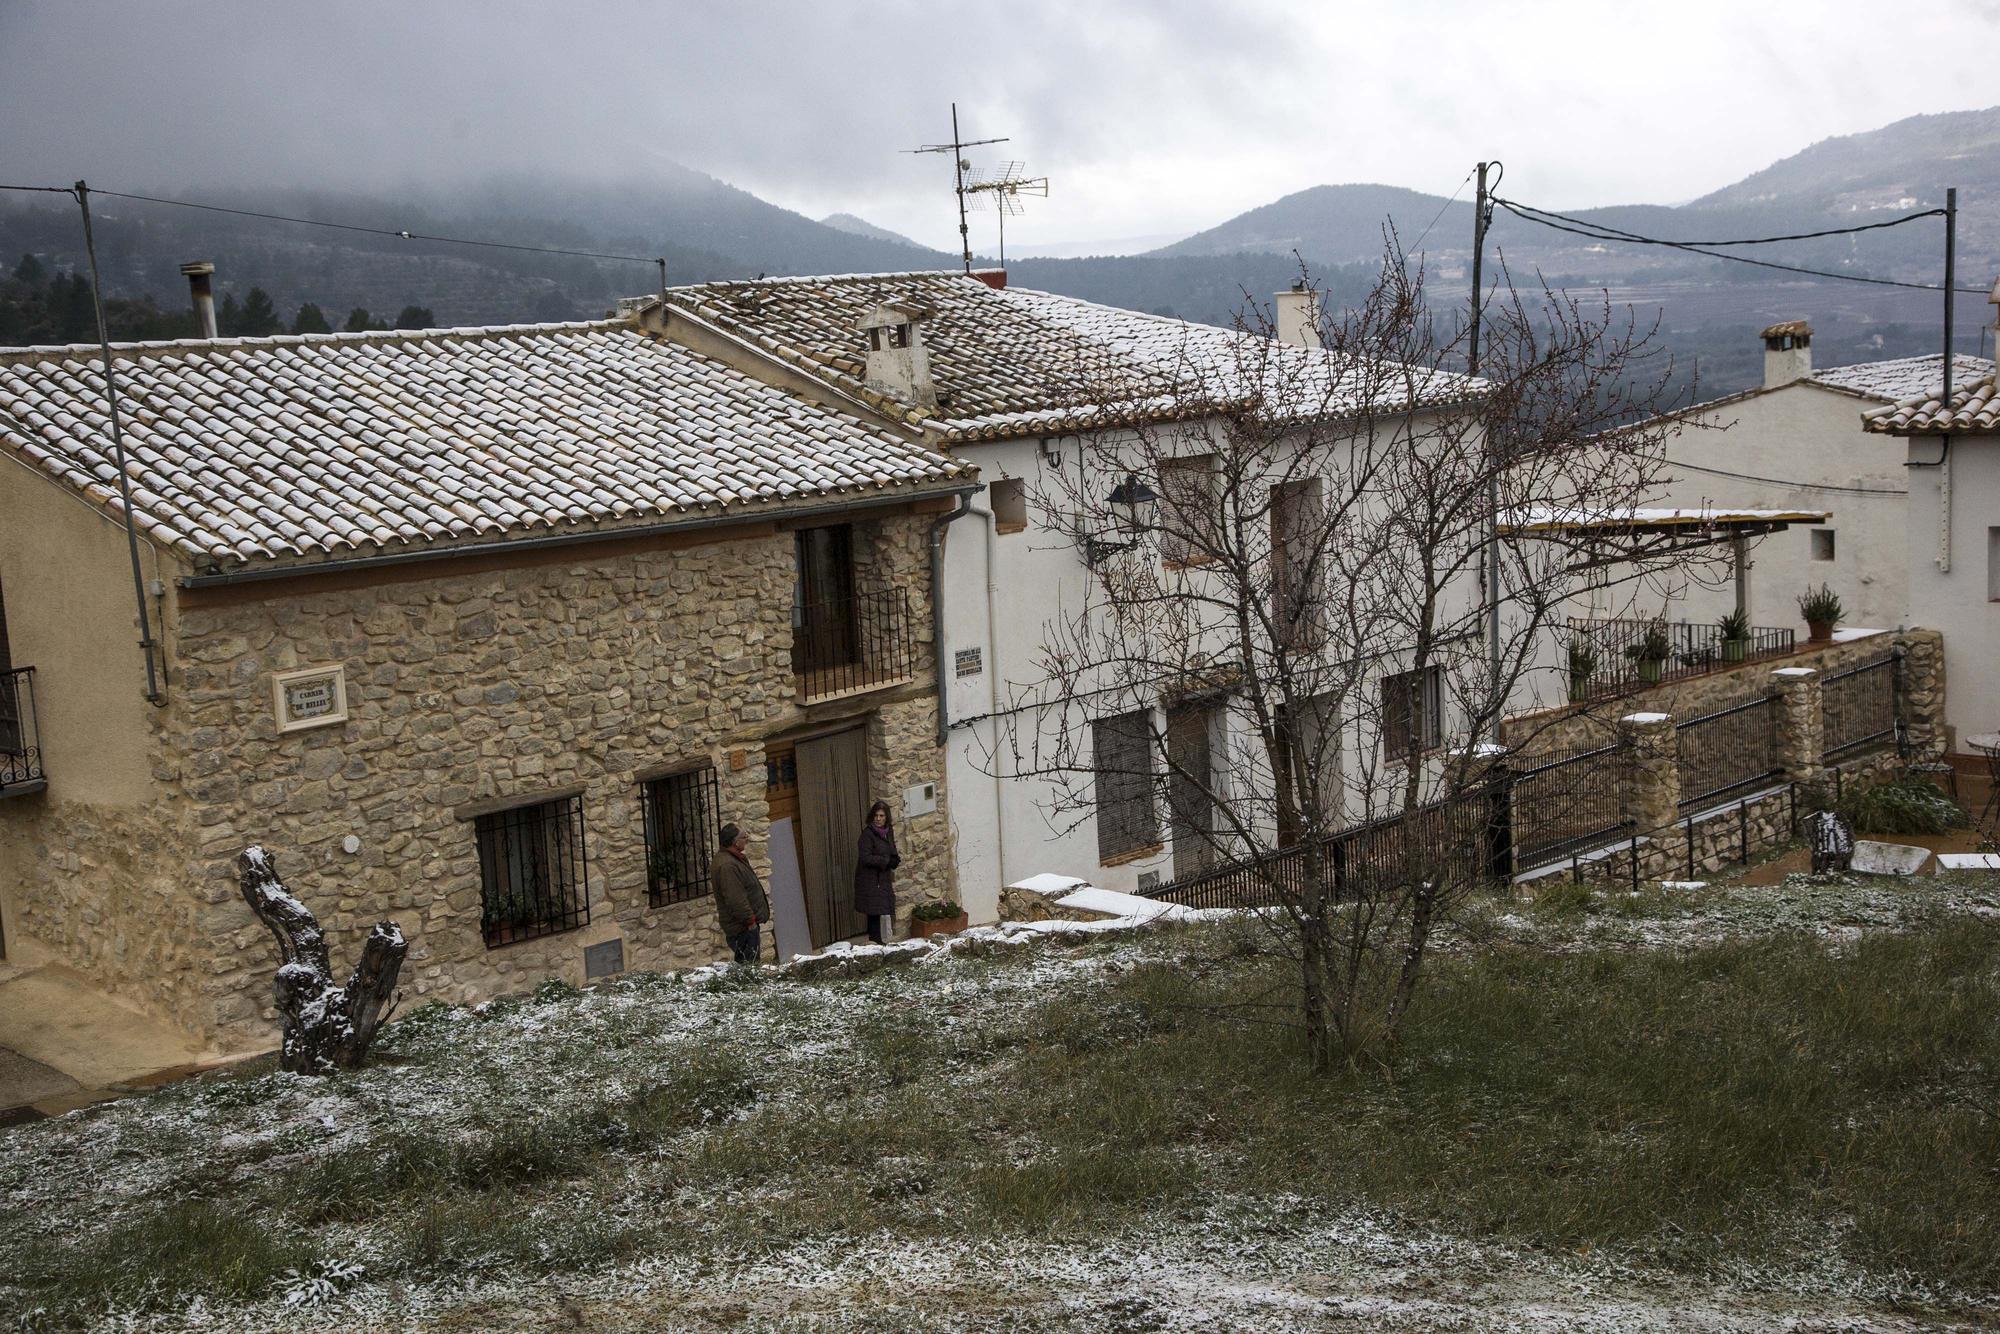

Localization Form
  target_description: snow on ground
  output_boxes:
[3,878,1996,1330]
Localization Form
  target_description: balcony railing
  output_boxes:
[792,587,915,703]
[0,666,46,795]
[1564,617,1794,705]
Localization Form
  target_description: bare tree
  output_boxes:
[239,846,408,1074]
[997,251,1718,1070]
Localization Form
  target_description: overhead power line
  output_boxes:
[1,180,664,268]
[1668,459,1908,496]
[1492,196,1989,296]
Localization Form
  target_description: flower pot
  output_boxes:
[1721,638,1746,663]
[1807,620,1834,643]
[1636,657,1665,685]
[910,911,969,939]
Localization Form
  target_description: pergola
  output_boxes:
[1497,506,1832,620]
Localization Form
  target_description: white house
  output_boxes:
[1861,284,2000,759]
[1640,319,1990,631]
[635,273,1487,919]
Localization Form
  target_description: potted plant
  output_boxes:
[909,899,970,938]
[1718,608,1750,662]
[1566,638,1598,703]
[1797,584,1842,643]
[1623,620,1671,685]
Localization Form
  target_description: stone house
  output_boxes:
[0,318,974,1051]
[637,273,1486,911]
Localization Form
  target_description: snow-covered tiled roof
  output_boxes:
[1811,353,1993,403]
[1861,368,2000,435]
[660,272,1481,442]
[0,320,972,572]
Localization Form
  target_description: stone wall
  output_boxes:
[1503,630,1937,757]
[142,510,950,1048]
[1514,634,1946,891]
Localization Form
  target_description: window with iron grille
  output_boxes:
[1093,709,1160,860]
[1382,665,1443,759]
[473,795,590,948]
[642,766,722,907]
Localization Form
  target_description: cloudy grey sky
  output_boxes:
[4,0,1998,252]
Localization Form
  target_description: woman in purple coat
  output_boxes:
[854,799,900,944]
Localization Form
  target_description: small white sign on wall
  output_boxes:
[273,664,349,733]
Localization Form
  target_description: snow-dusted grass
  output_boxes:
[4,877,2000,1330]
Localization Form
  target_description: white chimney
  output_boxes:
[1761,320,1811,388]
[1274,283,1322,349]
[856,300,937,408]
[179,261,218,339]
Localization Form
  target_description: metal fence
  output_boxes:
[1143,782,1510,911]
[1821,655,1897,761]
[793,586,915,702]
[1510,742,1633,872]
[1566,618,1794,704]
[1676,697,1781,813]
[0,666,43,791]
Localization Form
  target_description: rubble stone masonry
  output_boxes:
[15,510,952,1050]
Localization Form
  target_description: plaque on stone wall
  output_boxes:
[273,664,349,733]
[584,938,625,980]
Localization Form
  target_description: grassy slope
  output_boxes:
[3,876,1999,1330]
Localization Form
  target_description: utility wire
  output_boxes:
[91,189,663,266]
[1493,196,1988,295]
[1668,459,1908,496]
[1,183,76,195]
[1501,198,1945,247]
[1408,170,1474,254]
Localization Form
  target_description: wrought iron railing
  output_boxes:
[1565,617,1794,704]
[1821,655,1897,761]
[793,586,914,703]
[1676,697,1781,813]
[1143,782,1510,911]
[1510,742,1633,872]
[0,666,44,792]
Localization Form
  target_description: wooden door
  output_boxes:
[794,526,857,673]
[1167,703,1218,879]
[795,724,871,948]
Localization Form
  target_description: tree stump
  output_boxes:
[239,845,408,1075]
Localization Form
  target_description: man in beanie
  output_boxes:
[711,823,770,964]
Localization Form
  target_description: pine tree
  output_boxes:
[12,253,46,285]
[291,302,332,335]
[392,305,435,330]
[218,292,242,335]
[237,287,281,337]
[342,307,376,333]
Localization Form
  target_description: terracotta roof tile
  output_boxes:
[1861,367,2000,435]
[0,320,971,572]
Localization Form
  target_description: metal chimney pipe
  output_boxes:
[179,261,217,338]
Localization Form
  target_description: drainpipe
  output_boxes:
[966,493,1009,893]
[929,493,976,745]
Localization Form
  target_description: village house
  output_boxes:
[1632,320,1991,629]
[1861,280,2000,768]
[634,273,1487,911]
[0,317,974,1051]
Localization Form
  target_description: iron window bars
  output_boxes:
[641,766,722,907]
[474,795,590,947]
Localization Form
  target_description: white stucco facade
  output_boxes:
[1902,436,2000,751]
[1649,380,1910,631]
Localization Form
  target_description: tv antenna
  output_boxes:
[906,103,1009,273]
[964,161,1049,266]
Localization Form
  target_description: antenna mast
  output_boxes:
[963,160,1049,267]
[907,102,1009,273]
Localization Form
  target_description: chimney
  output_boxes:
[1760,319,1811,388]
[179,261,218,339]
[1274,282,1322,349]
[969,268,1007,290]
[856,300,937,408]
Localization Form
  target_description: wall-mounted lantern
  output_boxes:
[1087,472,1159,565]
